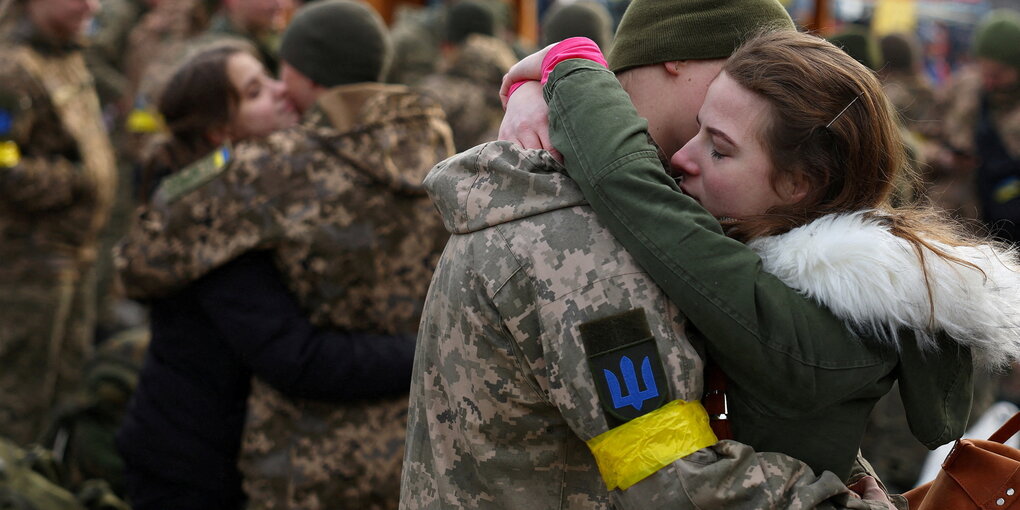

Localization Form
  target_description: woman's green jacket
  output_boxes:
[543,59,973,481]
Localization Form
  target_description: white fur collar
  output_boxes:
[747,211,1020,369]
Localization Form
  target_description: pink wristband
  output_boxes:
[540,37,608,84]
[507,79,531,98]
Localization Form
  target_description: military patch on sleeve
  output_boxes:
[580,308,669,428]
[0,108,12,136]
[154,145,232,204]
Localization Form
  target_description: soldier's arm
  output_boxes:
[0,59,89,211]
[621,441,894,509]
[117,146,281,299]
[193,250,415,400]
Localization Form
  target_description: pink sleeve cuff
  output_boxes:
[507,79,529,98]
[540,37,608,84]
[504,37,607,103]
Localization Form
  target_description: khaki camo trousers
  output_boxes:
[0,268,96,445]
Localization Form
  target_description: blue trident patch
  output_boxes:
[580,308,669,425]
[603,355,659,411]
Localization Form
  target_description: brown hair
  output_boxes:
[723,30,992,325]
[138,41,255,200]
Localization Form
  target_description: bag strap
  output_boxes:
[988,412,1020,444]
[703,359,732,440]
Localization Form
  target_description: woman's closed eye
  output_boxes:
[710,148,726,160]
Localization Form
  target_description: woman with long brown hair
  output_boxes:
[502,29,1020,487]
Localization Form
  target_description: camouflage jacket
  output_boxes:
[400,141,891,510]
[0,18,117,281]
[417,35,517,152]
[117,83,455,509]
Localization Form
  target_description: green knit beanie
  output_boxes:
[279,0,392,87]
[607,0,795,73]
[828,25,881,71]
[973,9,1020,72]
[541,1,614,50]
[447,0,496,45]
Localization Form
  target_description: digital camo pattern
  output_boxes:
[0,21,116,445]
[417,34,518,151]
[117,83,455,509]
[400,141,892,510]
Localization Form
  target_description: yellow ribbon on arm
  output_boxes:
[0,140,20,168]
[586,399,718,491]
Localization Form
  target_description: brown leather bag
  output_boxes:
[904,412,1020,509]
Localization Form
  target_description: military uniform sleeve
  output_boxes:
[626,441,892,509]
[0,56,87,211]
[193,250,415,401]
[117,145,282,299]
[543,60,887,412]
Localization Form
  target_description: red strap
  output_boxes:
[704,360,732,440]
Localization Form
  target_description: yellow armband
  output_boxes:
[586,399,717,491]
[126,108,163,134]
[0,140,20,168]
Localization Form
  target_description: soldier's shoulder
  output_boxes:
[0,52,37,117]
[359,84,448,126]
[152,145,233,205]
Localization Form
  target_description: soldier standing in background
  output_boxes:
[116,1,454,508]
[940,9,1020,244]
[539,0,613,50]
[205,0,284,74]
[0,0,117,445]
[84,0,149,112]
[879,32,937,135]
[417,0,517,152]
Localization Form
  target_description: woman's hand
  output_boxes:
[497,81,560,159]
[498,43,556,109]
[847,476,897,510]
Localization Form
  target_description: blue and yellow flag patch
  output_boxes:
[154,145,232,204]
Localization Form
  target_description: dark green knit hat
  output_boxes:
[828,25,881,71]
[279,0,392,87]
[607,0,795,73]
[447,0,496,45]
[973,9,1020,72]
[541,1,614,50]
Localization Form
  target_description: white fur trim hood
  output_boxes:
[747,211,1020,370]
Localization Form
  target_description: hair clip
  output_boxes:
[825,92,865,129]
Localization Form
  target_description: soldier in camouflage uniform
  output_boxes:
[85,0,148,110]
[0,0,117,446]
[938,9,1020,243]
[402,1,901,508]
[417,0,517,152]
[204,0,284,74]
[116,1,455,508]
[403,139,894,510]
